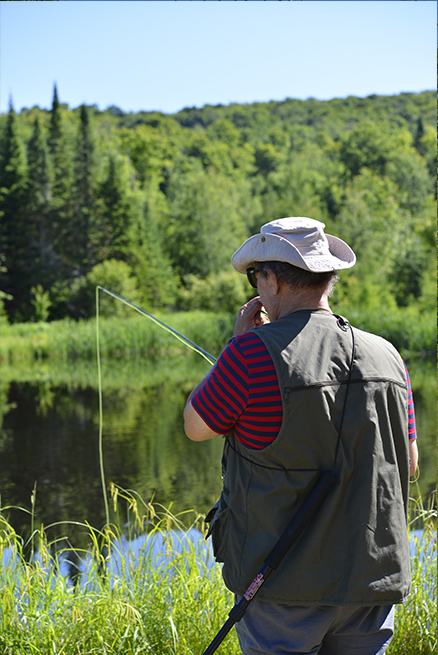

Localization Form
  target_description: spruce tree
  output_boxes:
[0,99,32,321]
[133,199,177,308]
[72,104,95,276]
[47,84,73,280]
[48,84,73,201]
[98,155,137,262]
[27,115,58,291]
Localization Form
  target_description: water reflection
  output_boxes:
[0,357,223,546]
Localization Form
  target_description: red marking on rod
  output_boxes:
[244,573,264,601]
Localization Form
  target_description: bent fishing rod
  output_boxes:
[96,286,217,366]
[201,470,337,655]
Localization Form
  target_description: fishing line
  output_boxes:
[95,285,217,526]
[96,287,110,527]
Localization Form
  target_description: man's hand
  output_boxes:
[233,296,269,337]
[409,439,418,477]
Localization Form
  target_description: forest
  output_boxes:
[0,86,436,325]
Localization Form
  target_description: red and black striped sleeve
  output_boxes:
[404,363,417,441]
[191,332,283,449]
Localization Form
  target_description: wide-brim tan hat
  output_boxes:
[231,217,356,273]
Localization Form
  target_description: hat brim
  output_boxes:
[231,232,356,274]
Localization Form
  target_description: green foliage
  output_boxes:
[165,164,247,280]
[31,284,51,322]
[387,495,437,655]
[132,198,178,309]
[0,89,435,324]
[0,487,434,654]
[0,290,10,327]
[97,155,136,260]
[0,100,32,321]
[70,104,97,276]
[0,493,239,655]
[0,306,433,366]
[0,311,235,364]
[339,121,412,178]
[0,255,11,326]
[177,271,248,313]
[70,259,141,319]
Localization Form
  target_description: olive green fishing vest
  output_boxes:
[208,310,410,606]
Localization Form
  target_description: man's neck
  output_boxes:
[275,290,331,321]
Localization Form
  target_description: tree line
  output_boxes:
[0,85,435,323]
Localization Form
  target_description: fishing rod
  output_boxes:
[96,286,217,366]
[201,470,337,655]
[95,286,217,527]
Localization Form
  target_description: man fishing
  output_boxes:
[183,217,418,655]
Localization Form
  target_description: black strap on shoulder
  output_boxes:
[332,315,355,469]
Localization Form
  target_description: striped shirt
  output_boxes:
[192,332,417,450]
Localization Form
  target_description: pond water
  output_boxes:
[0,355,436,549]
[2,528,433,591]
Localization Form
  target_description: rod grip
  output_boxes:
[264,471,337,571]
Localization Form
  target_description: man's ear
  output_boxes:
[266,269,280,296]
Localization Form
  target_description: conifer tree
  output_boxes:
[133,199,177,308]
[47,83,73,284]
[0,99,32,321]
[48,84,73,201]
[27,115,57,290]
[72,104,96,276]
[98,155,132,261]
[97,154,176,307]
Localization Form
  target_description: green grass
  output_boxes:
[336,305,436,360]
[387,493,437,655]
[0,487,435,655]
[0,312,235,364]
[0,488,240,655]
[0,306,435,364]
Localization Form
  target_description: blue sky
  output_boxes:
[1,1,435,115]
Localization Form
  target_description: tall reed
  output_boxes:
[387,493,437,655]
[0,487,435,655]
[0,489,239,655]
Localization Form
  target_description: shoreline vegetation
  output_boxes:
[1,308,436,654]
[0,487,436,655]
[0,306,435,364]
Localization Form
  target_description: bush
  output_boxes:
[31,285,51,322]
[69,260,141,319]
[177,271,247,313]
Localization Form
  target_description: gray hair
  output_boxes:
[257,261,339,295]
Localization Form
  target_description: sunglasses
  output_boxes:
[246,267,261,289]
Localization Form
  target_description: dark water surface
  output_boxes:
[0,356,435,548]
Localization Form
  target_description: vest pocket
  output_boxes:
[205,493,231,563]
